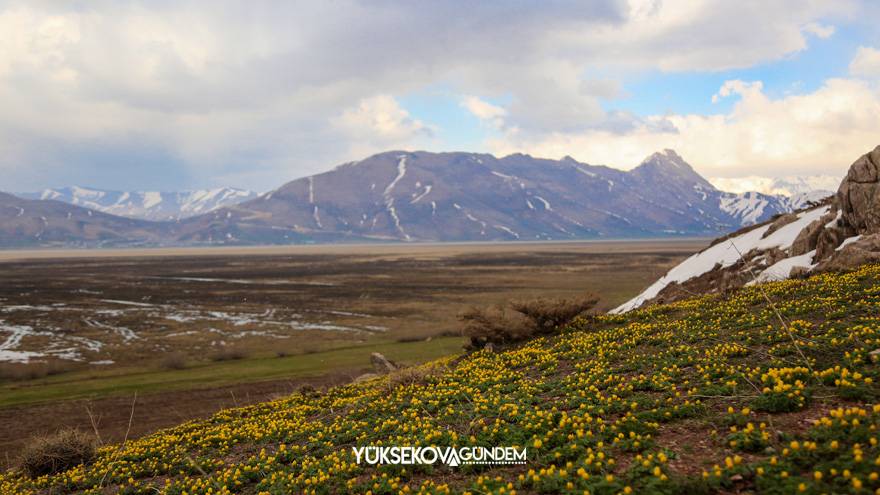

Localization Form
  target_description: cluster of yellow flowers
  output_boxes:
[2,264,880,494]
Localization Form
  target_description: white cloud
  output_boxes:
[461,96,506,129]
[850,46,880,79]
[487,76,880,179]
[333,95,434,158]
[802,22,836,39]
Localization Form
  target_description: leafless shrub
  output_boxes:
[459,294,599,349]
[509,294,600,331]
[19,429,96,478]
[209,347,248,362]
[159,352,187,370]
[387,363,447,389]
[458,305,537,349]
[0,361,73,381]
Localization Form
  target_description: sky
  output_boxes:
[1,0,880,194]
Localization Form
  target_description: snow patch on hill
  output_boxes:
[613,205,832,313]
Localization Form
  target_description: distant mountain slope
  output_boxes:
[17,186,257,221]
[0,192,167,247]
[174,149,803,244]
[711,174,838,199]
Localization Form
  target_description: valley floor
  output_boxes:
[0,240,702,465]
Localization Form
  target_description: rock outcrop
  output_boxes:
[614,145,880,313]
[838,146,880,232]
[370,352,398,374]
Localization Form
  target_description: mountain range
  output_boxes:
[0,149,833,247]
[16,187,257,221]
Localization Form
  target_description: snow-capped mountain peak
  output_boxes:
[18,186,258,221]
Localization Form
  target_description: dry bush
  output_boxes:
[209,347,248,362]
[387,363,447,389]
[159,352,187,370]
[509,294,599,331]
[458,305,536,349]
[459,294,599,349]
[18,429,96,478]
[0,361,73,381]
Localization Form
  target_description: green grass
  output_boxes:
[0,337,464,408]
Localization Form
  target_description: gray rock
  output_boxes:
[815,234,880,272]
[370,352,398,374]
[354,373,379,383]
[838,145,880,232]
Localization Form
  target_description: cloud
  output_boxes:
[0,0,863,190]
[461,96,507,129]
[333,95,434,157]
[850,46,880,79]
[802,21,836,39]
[486,75,880,179]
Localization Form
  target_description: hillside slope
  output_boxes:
[0,192,167,247]
[5,264,880,494]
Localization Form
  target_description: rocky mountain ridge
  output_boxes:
[614,145,880,313]
[16,186,257,221]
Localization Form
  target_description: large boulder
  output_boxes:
[791,210,835,256]
[838,145,880,233]
[815,234,880,272]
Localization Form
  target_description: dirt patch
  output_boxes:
[0,372,350,470]
[656,419,725,477]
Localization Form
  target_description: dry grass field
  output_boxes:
[0,240,704,465]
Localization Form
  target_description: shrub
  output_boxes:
[458,305,534,349]
[459,294,599,349]
[509,295,600,331]
[159,352,187,370]
[210,347,248,362]
[0,361,73,381]
[18,429,96,478]
[387,363,447,389]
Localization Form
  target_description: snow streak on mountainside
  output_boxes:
[17,187,258,221]
[0,191,168,247]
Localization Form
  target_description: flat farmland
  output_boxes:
[0,240,705,463]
